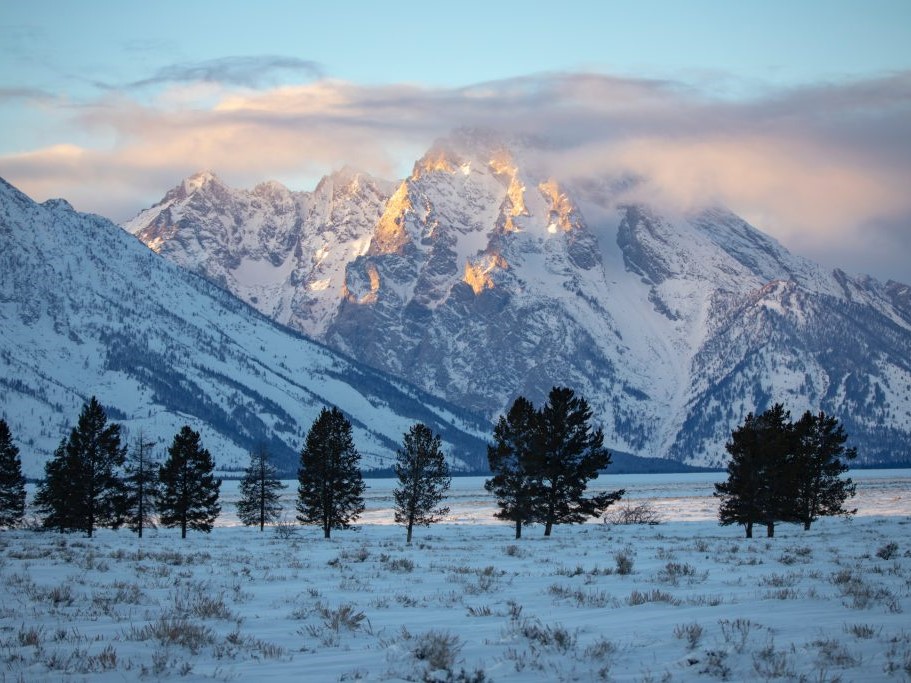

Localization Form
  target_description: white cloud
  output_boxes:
[1,71,909,282]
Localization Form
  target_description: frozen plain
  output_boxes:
[2,470,910,681]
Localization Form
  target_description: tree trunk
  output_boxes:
[745,521,753,538]
[766,522,774,538]
[803,519,811,531]
[515,519,521,539]
[181,481,188,539]
[88,486,95,539]
[544,497,555,536]
[406,522,413,544]
[324,525,331,539]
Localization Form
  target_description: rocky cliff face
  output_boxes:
[123,132,911,466]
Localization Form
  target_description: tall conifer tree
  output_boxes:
[33,397,127,536]
[487,389,623,538]
[158,426,221,538]
[753,404,793,538]
[297,407,365,539]
[790,410,857,530]
[534,387,623,536]
[715,404,799,538]
[123,432,159,538]
[485,396,540,539]
[236,444,285,531]
[0,419,27,528]
[715,412,765,538]
[394,423,451,543]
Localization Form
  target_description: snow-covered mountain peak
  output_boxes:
[412,145,466,180]
[183,169,221,194]
[685,206,832,291]
[252,178,290,197]
[312,167,396,213]
[40,197,75,213]
[121,138,911,466]
[122,166,396,337]
[332,164,363,182]
[413,128,541,183]
[146,169,225,207]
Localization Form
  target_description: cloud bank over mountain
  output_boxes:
[2,69,910,283]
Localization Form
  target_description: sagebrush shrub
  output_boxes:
[876,542,899,560]
[603,501,662,525]
[673,622,703,650]
[412,630,462,672]
[614,548,635,575]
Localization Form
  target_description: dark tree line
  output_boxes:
[8,398,454,543]
[6,391,861,545]
[26,397,221,538]
[715,404,856,537]
[486,387,625,538]
[248,388,623,542]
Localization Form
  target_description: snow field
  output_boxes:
[2,487,910,681]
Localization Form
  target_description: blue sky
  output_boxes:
[3,1,908,94]
[2,0,910,281]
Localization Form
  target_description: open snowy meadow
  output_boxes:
[3,471,910,681]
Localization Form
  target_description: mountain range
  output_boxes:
[0,177,490,478]
[123,130,911,466]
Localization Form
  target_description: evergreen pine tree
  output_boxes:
[33,397,127,537]
[34,439,76,532]
[158,426,221,538]
[484,396,540,539]
[533,387,624,536]
[297,407,365,539]
[0,419,27,528]
[715,404,793,538]
[715,412,764,538]
[123,432,159,538]
[236,444,286,531]
[790,410,857,530]
[753,404,793,538]
[393,423,451,543]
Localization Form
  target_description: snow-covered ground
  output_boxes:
[208,469,911,527]
[3,471,910,681]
